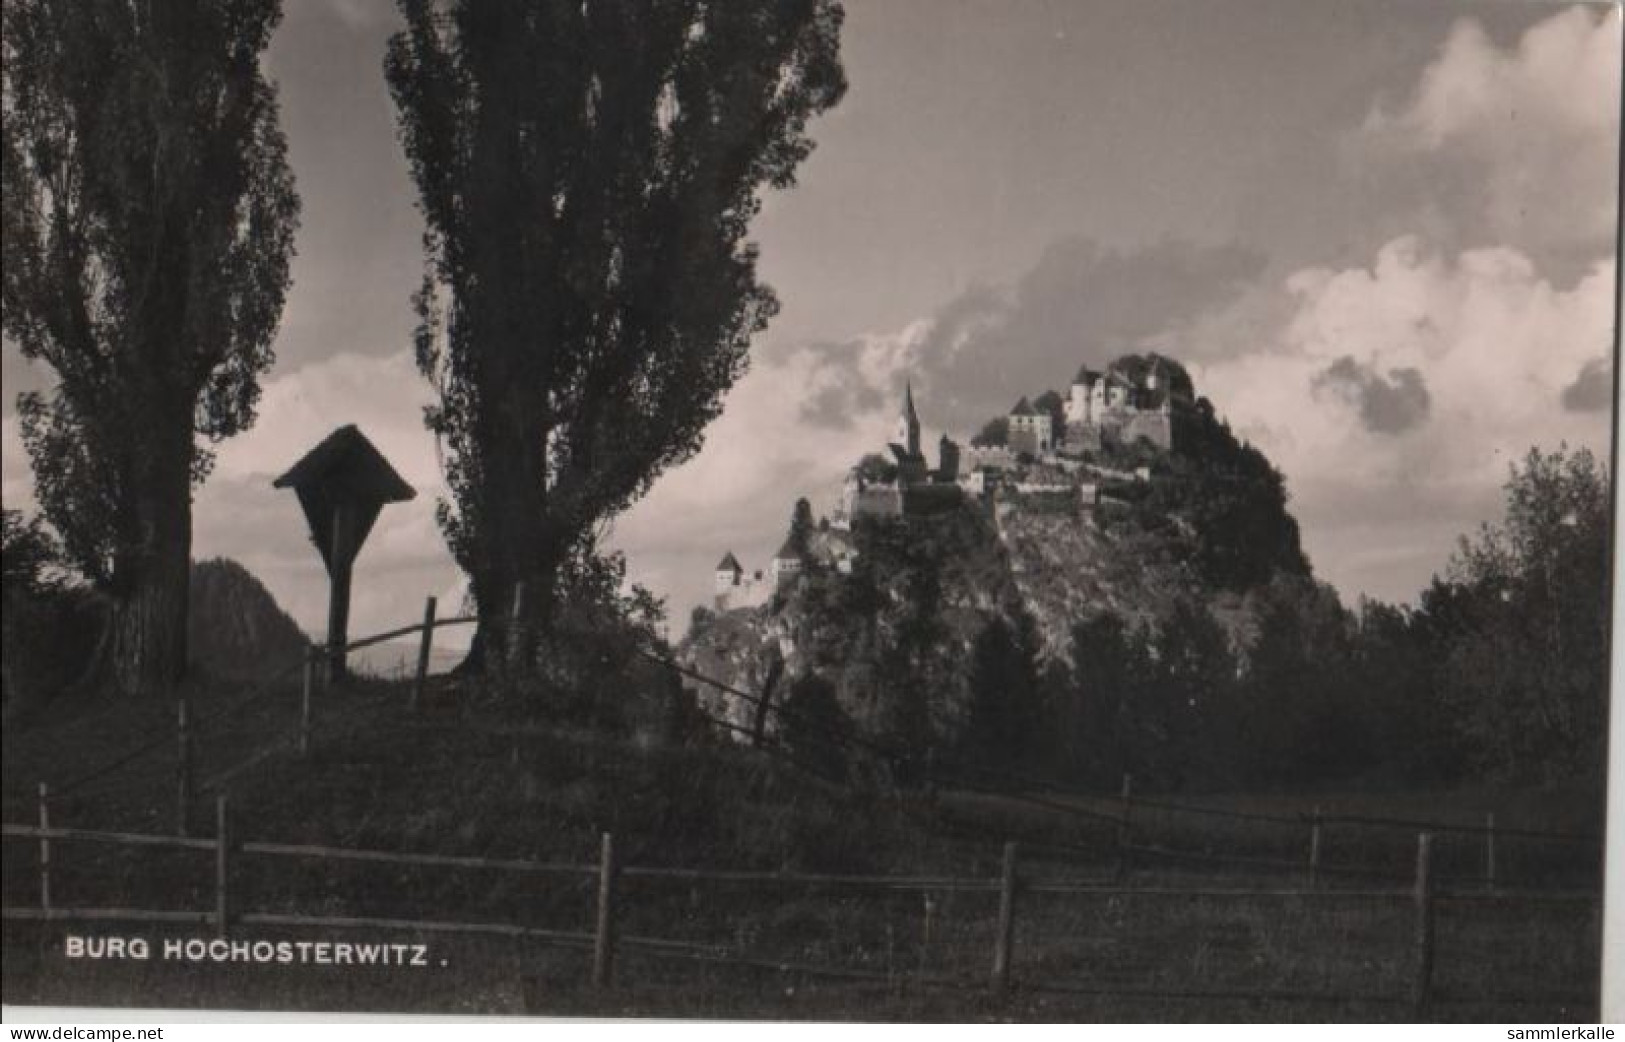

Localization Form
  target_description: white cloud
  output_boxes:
[1169,5,1620,607]
[1351,5,1620,267]
[314,0,398,31]
[210,352,440,487]
[1,414,31,512]
[1190,241,1614,604]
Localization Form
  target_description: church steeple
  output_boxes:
[896,380,921,457]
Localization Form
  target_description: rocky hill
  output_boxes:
[679,354,1315,761]
[188,557,309,679]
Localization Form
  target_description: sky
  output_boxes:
[1,0,1620,645]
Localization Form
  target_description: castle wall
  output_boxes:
[850,485,903,520]
[1119,412,1173,451]
[963,446,1016,473]
[1062,421,1101,455]
[716,573,772,612]
[902,483,964,515]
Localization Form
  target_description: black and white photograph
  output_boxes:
[1,0,1620,1025]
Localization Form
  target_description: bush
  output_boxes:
[1,510,106,720]
[781,674,852,783]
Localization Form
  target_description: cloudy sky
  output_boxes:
[2,0,1619,644]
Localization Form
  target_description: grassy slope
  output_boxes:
[1,675,1603,1021]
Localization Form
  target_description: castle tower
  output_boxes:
[715,551,744,594]
[895,380,921,458]
[1008,396,1054,456]
[771,539,803,585]
[937,434,961,481]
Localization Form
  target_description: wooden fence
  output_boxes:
[0,803,1600,1017]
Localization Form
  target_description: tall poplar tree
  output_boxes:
[2,0,299,694]
[385,0,845,677]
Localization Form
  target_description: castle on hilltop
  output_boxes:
[1004,355,1188,457]
[707,354,1197,611]
[831,354,1191,526]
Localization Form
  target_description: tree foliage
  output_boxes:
[2,0,299,692]
[781,672,851,782]
[1233,575,1358,785]
[959,613,1042,773]
[385,0,846,677]
[787,497,815,560]
[1031,389,1065,434]
[1425,445,1610,780]
[1051,600,1240,791]
[1,508,63,599]
[1151,403,1309,590]
[970,416,1008,448]
[855,452,898,483]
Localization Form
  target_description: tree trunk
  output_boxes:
[110,416,193,697]
[462,421,563,687]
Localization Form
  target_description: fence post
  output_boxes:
[1308,806,1323,889]
[919,891,937,982]
[412,596,437,713]
[592,832,619,988]
[175,698,192,837]
[1115,774,1134,882]
[37,782,51,912]
[215,794,232,940]
[300,651,315,757]
[1411,832,1436,1019]
[1484,812,1497,891]
[990,841,1019,997]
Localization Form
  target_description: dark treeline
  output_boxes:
[959,444,1610,792]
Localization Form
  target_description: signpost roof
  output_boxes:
[272,424,416,504]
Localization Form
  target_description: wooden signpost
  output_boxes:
[273,425,416,683]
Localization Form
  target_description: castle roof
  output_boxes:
[773,539,800,561]
[1073,365,1101,385]
[1010,396,1036,416]
[716,552,743,573]
[901,380,919,425]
